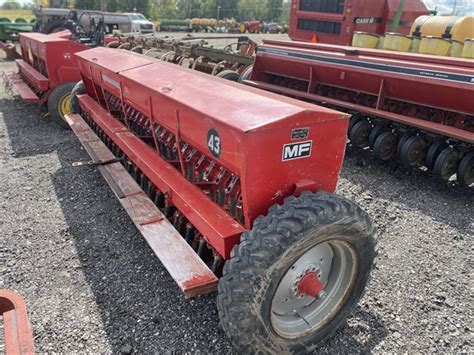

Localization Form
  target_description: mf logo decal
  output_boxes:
[282,141,312,161]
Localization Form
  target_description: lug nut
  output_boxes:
[317,290,327,299]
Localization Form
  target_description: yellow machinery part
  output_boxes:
[462,39,474,59]
[449,40,464,58]
[419,36,451,56]
[352,32,380,49]
[410,16,474,43]
[383,32,412,52]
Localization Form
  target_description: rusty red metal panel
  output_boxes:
[75,48,348,232]
[4,71,40,103]
[65,113,219,297]
[15,59,49,91]
[0,289,35,355]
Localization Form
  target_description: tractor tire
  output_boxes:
[215,70,240,82]
[44,19,66,34]
[47,82,76,129]
[70,80,86,114]
[238,65,253,83]
[217,191,377,353]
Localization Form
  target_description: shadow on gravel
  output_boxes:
[340,146,473,233]
[0,97,74,158]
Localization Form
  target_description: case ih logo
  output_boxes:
[282,141,312,161]
[354,17,383,24]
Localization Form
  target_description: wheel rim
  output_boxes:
[349,120,371,147]
[58,93,71,120]
[270,240,356,339]
[458,153,474,186]
[401,136,425,166]
[374,132,397,161]
[436,150,458,181]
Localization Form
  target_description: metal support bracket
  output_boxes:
[72,157,122,167]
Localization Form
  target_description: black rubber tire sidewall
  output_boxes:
[217,192,376,353]
[44,19,67,34]
[215,70,240,81]
[47,82,76,129]
[238,65,253,83]
[457,151,474,186]
[70,80,86,114]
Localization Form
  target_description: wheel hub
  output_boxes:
[270,241,357,339]
[292,267,326,299]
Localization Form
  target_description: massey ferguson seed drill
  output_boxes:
[241,40,474,186]
[65,47,376,352]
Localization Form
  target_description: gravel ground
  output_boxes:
[1,40,473,354]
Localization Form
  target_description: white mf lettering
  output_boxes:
[282,141,313,161]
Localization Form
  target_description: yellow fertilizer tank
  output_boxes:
[462,39,474,59]
[383,33,413,52]
[419,36,452,56]
[352,32,380,48]
[449,40,464,58]
[410,16,474,43]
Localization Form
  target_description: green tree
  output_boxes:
[266,0,282,21]
[237,0,267,20]
[155,0,177,19]
[2,1,21,9]
[200,0,217,18]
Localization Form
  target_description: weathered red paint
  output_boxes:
[288,0,428,45]
[0,289,35,355]
[68,47,349,295]
[297,272,324,298]
[4,31,86,105]
[246,40,474,143]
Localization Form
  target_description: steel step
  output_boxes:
[4,71,40,103]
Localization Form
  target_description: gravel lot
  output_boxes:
[1,36,473,354]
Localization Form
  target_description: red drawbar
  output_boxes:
[0,289,35,355]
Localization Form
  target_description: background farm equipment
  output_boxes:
[261,22,284,34]
[4,15,107,128]
[239,20,261,33]
[32,8,155,34]
[158,19,192,32]
[106,33,256,78]
[66,46,376,352]
[241,39,474,186]
[0,19,34,60]
[288,0,428,45]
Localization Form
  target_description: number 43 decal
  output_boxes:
[207,128,221,157]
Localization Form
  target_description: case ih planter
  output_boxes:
[65,47,376,352]
[242,40,474,186]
